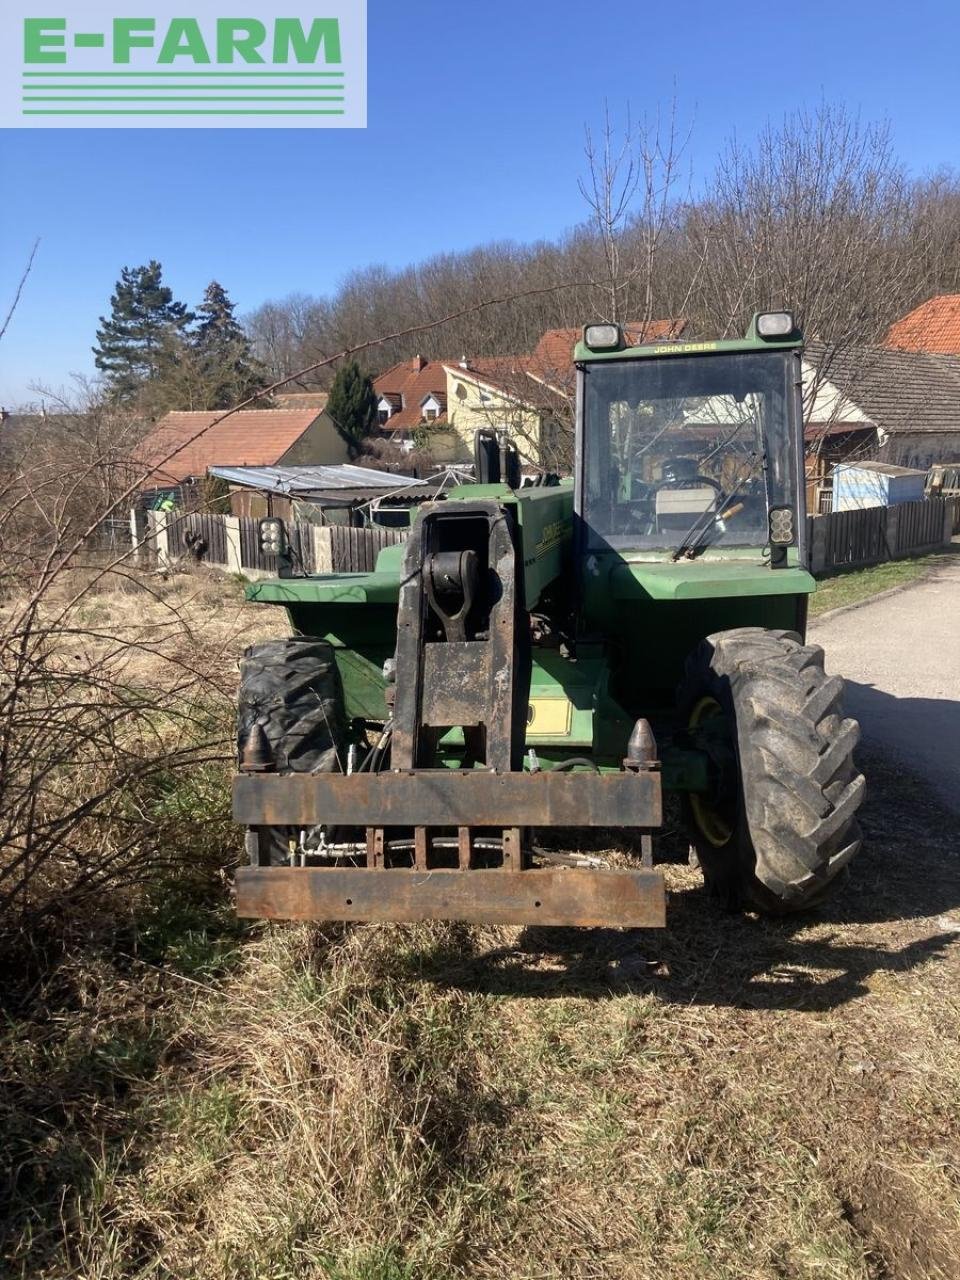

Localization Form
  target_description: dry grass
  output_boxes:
[2,575,959,1280]
[0,561,286,924]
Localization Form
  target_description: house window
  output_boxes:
[424,408,438,421]
[378,409,390,425]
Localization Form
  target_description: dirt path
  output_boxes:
[811,557,960,813]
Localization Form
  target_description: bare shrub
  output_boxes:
[0,554,249,927]
[0,400,261,930]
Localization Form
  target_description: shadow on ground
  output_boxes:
[843,680,960,808]
[415,748,960,1012]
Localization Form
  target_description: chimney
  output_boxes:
[412,354,425,372]
[459,354,468,369]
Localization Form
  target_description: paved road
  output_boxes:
[810,558,960,813]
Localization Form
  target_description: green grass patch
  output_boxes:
[317,1247,419,1280]
[809,546,957,617]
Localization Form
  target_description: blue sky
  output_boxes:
[2,0,959,406]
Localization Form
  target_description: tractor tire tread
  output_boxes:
[679,626,865,913]
[238,637,347,775]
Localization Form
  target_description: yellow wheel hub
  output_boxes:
[688,695,734,848]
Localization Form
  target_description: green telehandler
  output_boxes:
[233,312,864,928]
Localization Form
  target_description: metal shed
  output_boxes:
[207,464,442,523]
[832,461,927,511]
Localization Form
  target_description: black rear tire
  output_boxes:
[678,627,865,914]
[238,638,347,865]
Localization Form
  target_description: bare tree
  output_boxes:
[685,105,913,348]
[0,239,40,345]
[903,171,960,302]
[578,100,691,324]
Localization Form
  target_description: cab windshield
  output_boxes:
[581,351,798,551]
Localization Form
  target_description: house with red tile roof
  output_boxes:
[525,319,687,397]
[373,356,451,433]
[443,354,558,467]
[368,322,688,469]
[137,406,349,494]
[802,340,960,510]
[885,295,960,354]
[443,320,687,470]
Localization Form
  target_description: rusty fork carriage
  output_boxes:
[234,500,666,929]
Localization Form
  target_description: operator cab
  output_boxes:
[576,313,805,562]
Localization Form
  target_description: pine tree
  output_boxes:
[326,360,378,457]
[192,280,270,409]
[93,261,192,402]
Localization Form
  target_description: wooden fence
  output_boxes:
[894,497,949,554]
[165,511,229,565]
[135,497,955,581]
[136,510,405,576]
[807,497,955,574]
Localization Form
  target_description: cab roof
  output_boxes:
[574,313,804,364]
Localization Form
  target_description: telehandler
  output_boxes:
[233,312,864,928]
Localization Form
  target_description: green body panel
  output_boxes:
[527,649,597,750]
[578,553,813,710]
[246,567,401,607]
[588,556,814,606]
[243,497,813,756]
[445,480,575,609]
[604,593,808,712]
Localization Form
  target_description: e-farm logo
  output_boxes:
[1,2,366,127]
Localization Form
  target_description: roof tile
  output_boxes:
[885,295,960,354]
[374,356,454,431]
[137,409,323,486]
[805,340,960,435]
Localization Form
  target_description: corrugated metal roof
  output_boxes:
[295,487,438,505]
[208,463,431,494]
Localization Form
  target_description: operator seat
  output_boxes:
[655,486,716,532]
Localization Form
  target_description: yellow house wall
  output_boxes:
[420,427,468,463]
[444,369,543,461]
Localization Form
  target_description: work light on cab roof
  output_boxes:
[582,312,799,354]
[582,323,623,351]
[755,311,797,338]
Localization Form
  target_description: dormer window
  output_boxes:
[420,391,445,423]
[377,394,400,426]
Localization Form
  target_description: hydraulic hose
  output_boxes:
[549,757,601,773]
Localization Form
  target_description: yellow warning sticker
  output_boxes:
[527,698,572,736]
